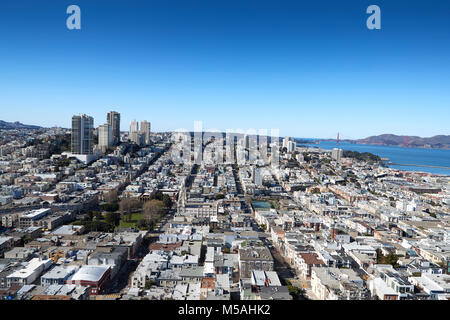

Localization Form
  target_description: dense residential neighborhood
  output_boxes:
[0,114,449,301]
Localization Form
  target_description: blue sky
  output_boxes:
[0,0,449,139]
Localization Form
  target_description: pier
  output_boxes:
[387,162,450,170]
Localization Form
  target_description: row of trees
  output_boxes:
[92,189,174,231]
[118,191,173,230]
[73,210,121,232]
[72,189,174,232]
[119,198,142,222]
[101,202,120,212]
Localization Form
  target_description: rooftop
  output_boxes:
[70,265,110,282]
[239,247,273,261]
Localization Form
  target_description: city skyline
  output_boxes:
[1,1,450,305]
[0,0,449,139]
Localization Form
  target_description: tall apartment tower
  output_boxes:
[282,136,294,149]
[98,123,113,150]
[287,140,296,153]
[331,148,343,162]
[107,111,120,145]
[130,119,139,133]
[254,168,263,186]
[129,119,142,145]
[71,114,94,155]
[140,120,151,145]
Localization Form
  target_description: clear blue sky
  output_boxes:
[0,0,449,139]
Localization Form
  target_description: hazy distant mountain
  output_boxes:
[354,134,450,149]
[0,120,41,130]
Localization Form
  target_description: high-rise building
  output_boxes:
[282,136,294,150]
[71,114,94,155]
[130,119,139,134]
[240,134,251,149]
[129,119,142,145]
[130,132,143,146]
[254,168,263,186]
[140,120,151,145]
[107,111,120,145]
[287,140,296,153]
[331,148,343,162]
[98,123,113,150]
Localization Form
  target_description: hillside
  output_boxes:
[354,134,450,149]
[0,120,41,130]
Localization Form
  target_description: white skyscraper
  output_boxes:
[98,123,113,150]
[287,140,296,153]
[130,119,139,133]
[282,136,294,150]
[331,148,343,162]
[129,119,143,145]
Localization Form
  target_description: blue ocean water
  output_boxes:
[297,140,450,176]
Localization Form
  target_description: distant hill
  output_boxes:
[0,120,41,130]
[354,134,450,149]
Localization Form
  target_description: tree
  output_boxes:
[101,202,119,212]
[84,211,94,221]
[104,190,118,203]
[136,219,149,230]
[82,220,113,232]
[93,211,102,220]
[150,191,164,201]
[285,280,301,300]
[142,200,166,222]
[105,212,121,227]
[119,198,142,221]
[376,248,400,268]
[162,194,173,209]
[215,194,225,200]
[144,280,155,289]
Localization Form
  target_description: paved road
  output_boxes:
[260,234,298,281]
[106,260,138,294]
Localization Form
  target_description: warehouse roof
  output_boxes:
[70,265,110,282]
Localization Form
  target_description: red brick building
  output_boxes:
[66,265,110,295]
